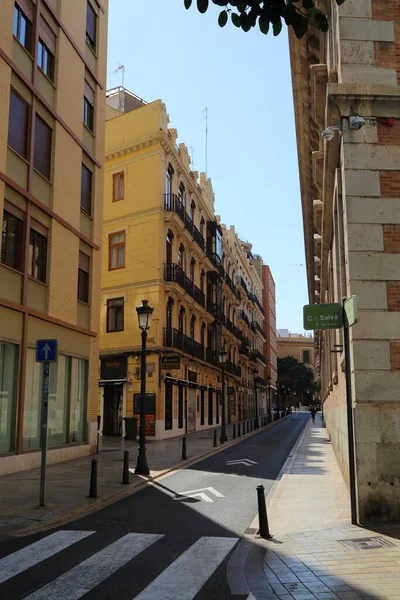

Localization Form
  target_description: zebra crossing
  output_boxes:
[0,530,238,599]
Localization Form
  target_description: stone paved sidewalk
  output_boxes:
[243,415,400,600]
[0,419,266,540]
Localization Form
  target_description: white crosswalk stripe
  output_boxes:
[133,536,238,600]
[0,530,94,585]
[25,533,163,600]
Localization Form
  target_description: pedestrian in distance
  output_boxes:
[310,405,316,423]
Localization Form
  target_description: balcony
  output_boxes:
[225,273,240,300]
[240,277,249,295]
[238,309,250,329]
[252,294,265,317]
[163,327,205,361]
[252,321,267,340]
[206,249,221,269]
[255,350,267,366]
[255,376,267,387]
[225,360,241,378]
[249,351,257,363]
[225,318,243,341]
[206,300,225,325]
[206,347,218,366]
[164,263,205,308]
[164,194,205,252]
[239,343,250,357]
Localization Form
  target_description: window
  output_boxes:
[166,164,173,196]
[166,230,173,264]
[303,350,311,364]
[108,231,125,270]
[70,358,88,443]
[86,1,97,51]
[200,270,205,293]
[81,164,92,215]
[200,323,206,347]
[166,297,173,329]
[78,252,90,303]
[13,3,32,52]
[165,377,173,431]
[33,115,52,180]
[48,356,69,446]
[190,200,195,223]
[178,182,186,209]
[178,307,185,335]
[200,216,205,238]
[190,315,196,340]
[8,89,29,159]
[107,298,124,332]
[178,384,184,429]
[0,341,19,453]
[113,172,124,201]
[1,210,23,271]
[38,39,54,80]
[83,82,94,132]
[190,257,195,282]
[200,388,205,426]
[208,389,213,425]
[177,243,185,271]
[28,227,47,283]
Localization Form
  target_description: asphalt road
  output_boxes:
[0,413,308,600]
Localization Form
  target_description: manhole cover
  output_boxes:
[338,536,395,550]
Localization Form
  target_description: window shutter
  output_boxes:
[30,218,48,237]
[81,164,92,214]
[84,81,94,105]
[79,251,90,272]
[8,89,29,159]
[33,115,52,180]
[17,0,34,21]
[39,16,56,54]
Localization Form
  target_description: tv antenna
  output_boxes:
[113,64,125,112]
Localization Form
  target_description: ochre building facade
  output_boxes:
[100,88,269,440]
[290,0,400,523]
[0,0,108,475]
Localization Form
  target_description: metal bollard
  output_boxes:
[238,422,241,437]
[257,484,272,539]
[233,424,236,439]
[213,429,217,448]
[122,450,130,485]
[89,458,97,498]
[182,436,187,460]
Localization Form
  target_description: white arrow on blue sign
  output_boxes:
[35,339,58,363]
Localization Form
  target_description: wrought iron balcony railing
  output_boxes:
[164,263,205,308]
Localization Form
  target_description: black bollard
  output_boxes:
[122,450,130,485]
[233,424,236,439]
[213,429,217,448]
[89,458,97,498]
[238,422,241,437]
[257,484,272,539]
[182,436,187,460]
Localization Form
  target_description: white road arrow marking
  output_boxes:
[43,343,51,360]
[226,459,258,467]
[173,486,225,503]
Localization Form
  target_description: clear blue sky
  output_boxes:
[106,0,308,333]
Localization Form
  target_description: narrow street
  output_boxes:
[0,413,307,600]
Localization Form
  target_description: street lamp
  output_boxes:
[218,351,228,443]
[267,375,272,423]
[135,299,154,475]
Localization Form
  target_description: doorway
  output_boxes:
[188,388,196,432]
[103,385,123,436]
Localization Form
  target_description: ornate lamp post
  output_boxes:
[135,299,154,475]
[267,375,272,422]
[218,350,228,443]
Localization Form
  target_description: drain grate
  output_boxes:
[338,536,395,550]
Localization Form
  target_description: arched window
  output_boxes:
[190,200,196,223]
[190,257,195,282]
[200,216,205,238]
[178,182,186,209]
[166,229,174,265]
[201,322,206,347]
[165,164,174,199]
[200,270,205,293]
[166,297,174,329]
[177,243,185,271]
[190,314,196,340]
[178,306,185,335]
[228,303,231,323]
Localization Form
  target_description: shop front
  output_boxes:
[99,355,128,437]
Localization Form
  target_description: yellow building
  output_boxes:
[277,331,316,374]
[100,88,267,439]
[0,0,108,475]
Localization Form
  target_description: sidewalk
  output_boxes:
[242,415,400,600]
[0,419,268,541]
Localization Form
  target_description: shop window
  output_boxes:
[208,389,213,425]
[78,252,90,303]
[23,348,43,450]
[200,388,205,426]
[107,297,124,332]
[108,231,125,270]
[8,88,29,159]
[1,209,23,271]
[70,358,88,443]
[48,356,69,446]
[113,172,124,201]
[165,377,173,430]
[0,341,19,453]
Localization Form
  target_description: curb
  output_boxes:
[8,416,292,539]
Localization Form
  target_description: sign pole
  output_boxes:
[39,361,50,507]
[342,297,358,525]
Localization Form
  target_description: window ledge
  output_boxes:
[33,167,52,184]
[80,207,94,220]
[1,261,23,276]
[78,299,91,308]
[7,145,30,166]
[13,35,33,59]
[83,122,95,137]
[106,329,124,334]
[86,40,98,59]
[28,275,48,287]
[38,67,56,88]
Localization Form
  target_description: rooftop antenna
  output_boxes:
[203,107,208,176]
[113,64,125,112]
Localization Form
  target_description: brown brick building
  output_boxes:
[0,0,108,474]
[290,0,400,524]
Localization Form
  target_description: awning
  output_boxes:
[98,378,127,387]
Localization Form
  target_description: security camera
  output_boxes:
[349,116,366,130]
[321,126,339,142]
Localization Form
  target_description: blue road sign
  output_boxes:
[35,339,58,363]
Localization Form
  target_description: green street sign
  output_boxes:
[344,296,358,327]
[303,303,343,330]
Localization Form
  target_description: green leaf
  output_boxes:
[197,0,209,14]
[273,17,282,36]
[259,15,270,35]
[312,11,329,32]
[184,0,192,8]
[292,15,309,39]
[231,12,241,27]
[218,9,228,26]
